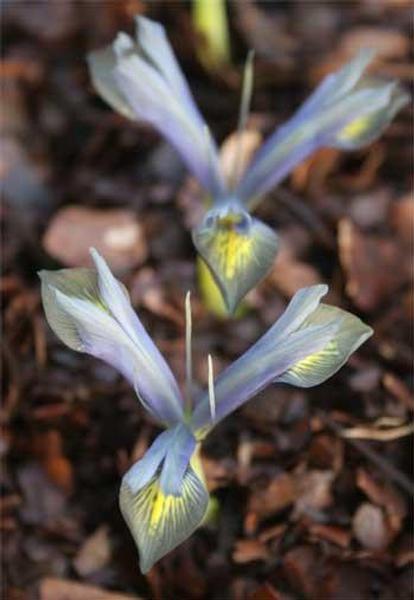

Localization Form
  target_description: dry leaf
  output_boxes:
[352,502,391,550]
[283,546,319,598]
[356,468,407,533]
[219,129,262,188]
[389,194,414,247]
[39,578,140,600]
[338,218,407,310]
[43,206,147,270]
[232,539,270,564]
[33,430,73,494]
[308,523,351,548]
[73,525,112,576]
[271,248,322,297]
[339,28,410,61]
[248,472,296,521]
[294,469,334,516]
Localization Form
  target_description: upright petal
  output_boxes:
[120,426,208,573]
[193,206,278,313]
[191,286,372,432]
[87,42,136,120]
[133,16,204,125]
[39,251,183,425]
[88,18,225,199]
[236,50,407,206]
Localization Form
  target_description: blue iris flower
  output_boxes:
[87,16,408,313]
[39,249,372,572]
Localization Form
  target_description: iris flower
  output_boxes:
[39,249,372,572]
[87,16,408,313]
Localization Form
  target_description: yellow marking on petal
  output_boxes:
[197,257,228,317]
[289,339,340,377]
[197,257,247,318]
[338,116,372,142]
[212,217,254,281]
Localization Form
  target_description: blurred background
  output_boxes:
[1,1,413,599]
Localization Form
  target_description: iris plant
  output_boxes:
[40,249,372,572]
[88,16,408,313]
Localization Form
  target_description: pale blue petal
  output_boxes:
[236,48,405,206]
[134,16,204,126]
[159,424,197,496]
[87,41,136,120]
[88,18,225,198]
[236,84,395,204]
[296,49,375,120]
[90,249,181,393]
[123,429,172,493]
[113,50,224,197]
[39,255,184,425]
[191,321,336,432]
[191,285,371,432]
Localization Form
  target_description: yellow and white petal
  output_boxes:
[193,209,278,313]
[275,304,373,387]
[335,84,409,150]
[119,450,208,573]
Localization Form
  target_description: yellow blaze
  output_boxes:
[289,339,339,377]
[213,215,253,280]
[338,115,371,142]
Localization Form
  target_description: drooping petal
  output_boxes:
[275,304,373,387]
[192,206,278,313]
[87,18,225,199]
[333,84,409,150]
[236,50,407,206]
[293,49,376,121]
[39,251,183,425]
[120,426,208,573]
[191,285,372,432]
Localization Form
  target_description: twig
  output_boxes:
[318,411,414,497]
[274,187,336,249]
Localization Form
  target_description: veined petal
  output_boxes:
[191,285,372,432]
[113,50,224,198]
[334,84,409,149]
[192,207,278,313]
[87,41,136,120]
[275,304,373,387]
[88,18,225,198]
[236,85,395,205]
[39,251,183,425]
[159,424,197,496]
[123,429,172,493]
[236,50,406,206]
[120,432,208,573]
[295,49,376,120]
[133,16,204,126]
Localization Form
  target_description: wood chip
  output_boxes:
[352,503,391,550]
[308,523,351,548]
[73,525,111,576]
[43,206,147,270]
[248,472,296,520]
[338,217,407,311]
[232,539,270,564]
[39,578,140,600]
